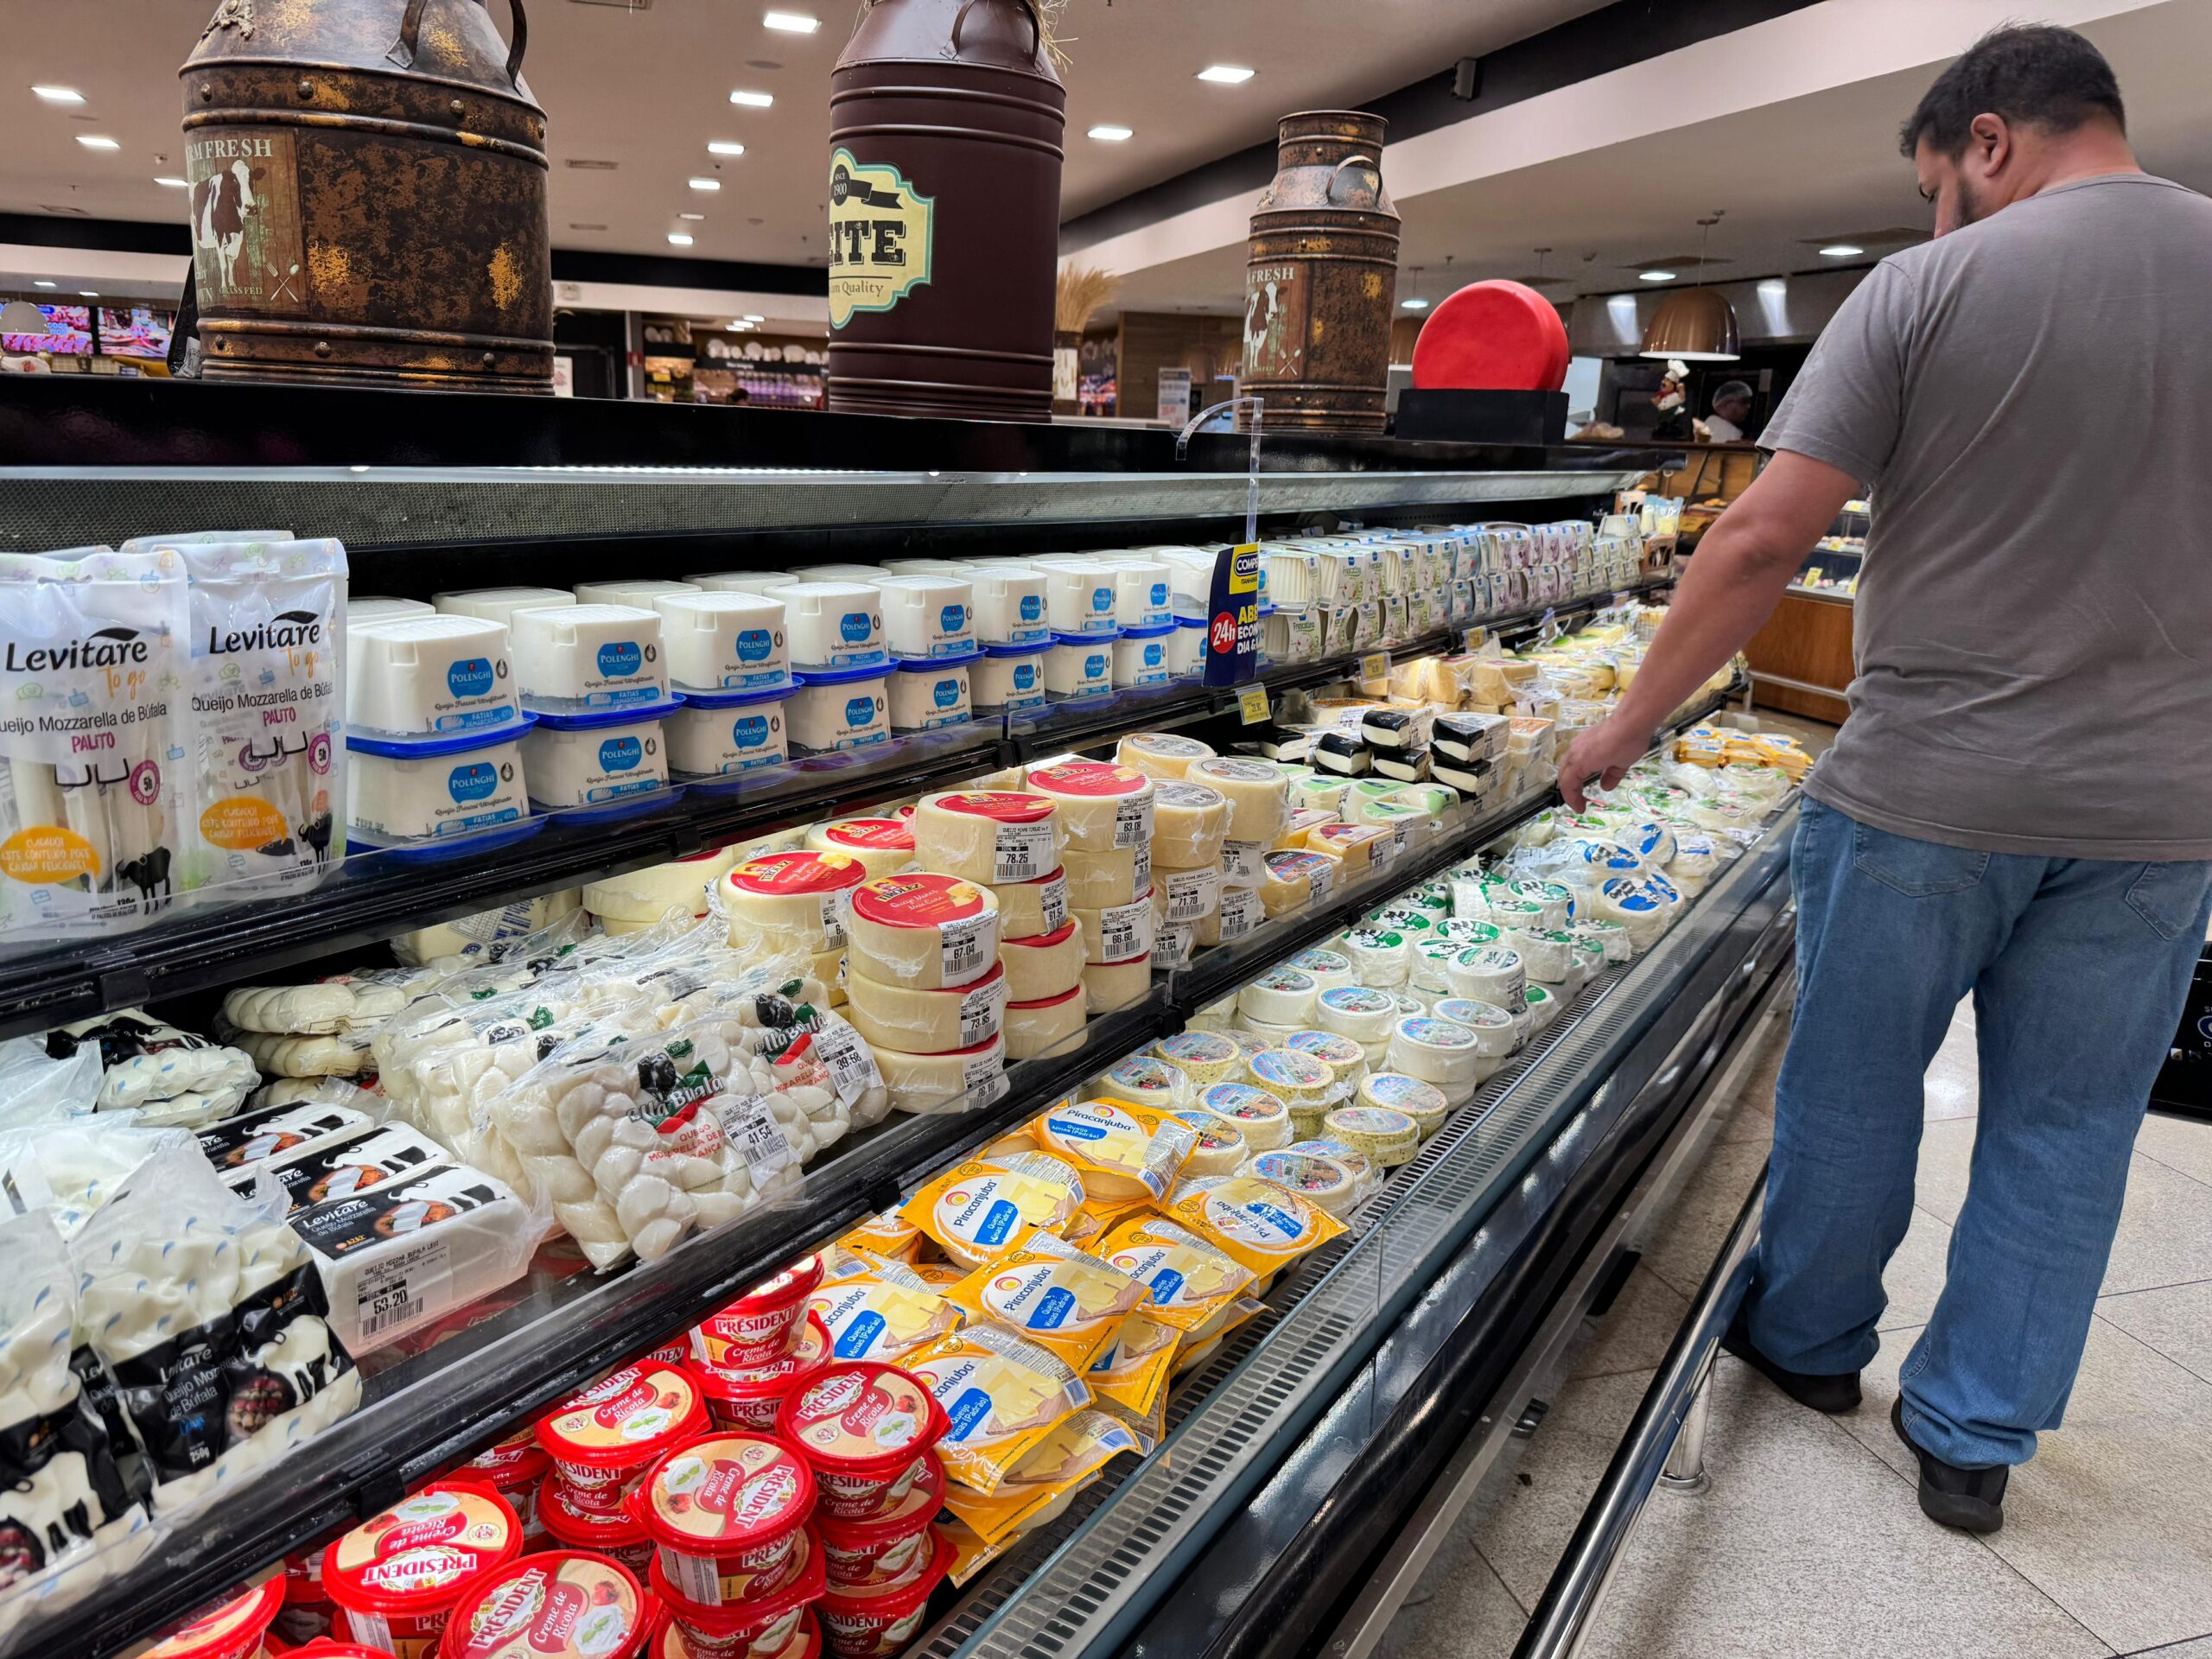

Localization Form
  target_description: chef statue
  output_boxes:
[1651,358,1695,441]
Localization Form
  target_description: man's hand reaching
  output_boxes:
[1560,714,1655,812]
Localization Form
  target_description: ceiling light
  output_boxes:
[1638,270,1675,282]
[1401,297,1430,310]
[1196,65,1255,83]
[1087,124,1134,142]
[679,212,706,220]
[31,86,83,105]
[1757,278,1789,298]
[1818,244,1864,257]
[689,177,721,191]
[708,141,746,156]
[742,314,765,321]
[730,89,774,108]
[668,232,695,246]
[762,10,817,31]
[79,291,99,298]
[75,135,119,150]
[155,175,188,188]
[729,320,755,330]
[32,280,56,289]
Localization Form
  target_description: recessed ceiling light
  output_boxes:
[679,212,706,221]
[1757,278,1789,297]
[689,177,721,191]
[1197,65,1255,83]
[730,89,774,108]
[75,135,119,150]
[31,86,83,105]
[31,280,55,289]
[763,10,818,31]
[743,313,765,322]
[1088,124,1134,142]
[79,291,98,298]
[155,175,188,188]
[729,320,755,329]
[1400,297,1430,310]
[708,141,746,156]
[668,232,695,246]
[1638,270,1675,282]
[1818,244,1864,257]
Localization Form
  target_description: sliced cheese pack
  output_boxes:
[902,1321,1095,1495]
[1032,1097,1198,1203]
[805,1259,965,1361]
[905,1152,1087,1270]
[1097,1212,1256,1332]
[1082,1314,1179,1440]
[938,1408,1146,1546]
[1163,1173,1349,1277]
[943,1234,1150,1369]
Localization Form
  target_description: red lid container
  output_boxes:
[536,1362,709,1512]
[698,1314,834,1433]
[650,1529,827,1659]
[437,1552,652,1659]
[814,1459,943,1591]
[654,1607,819,1659]
[321,1483,523,1659]
[629,1433,817,1609]
[145,1580,289,1659]
[815,1530,954,1659]
[695,1256,828,1370]
[534,1471,656,1577]
[776,1365,949,1521]
[285,1645,392,1659]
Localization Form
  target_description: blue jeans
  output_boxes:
[1744,797,2212,1467]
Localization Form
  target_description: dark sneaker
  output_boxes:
[1891,1397,2007,1534]
[1719,1307,1862,1413]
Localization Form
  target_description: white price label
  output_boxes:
[1158,925,1196,969]
[818,890,849,949]
[993,821,1058,883]
[1037,870,1069,933]
[963,1050,1009,1104]
[1217,885,1263,941]
[1391,823,1411,860]
[810,1019,883,1105]
[958,976,1011,1047]
[1114,798,1154,849]
[353,1236,450,1341]
[1096,895,1154,963]
[715,1092,796,1177]
[1307,861,1336,905]
[940,914,988,984]
[1164,867,1220,924]
[1134,841,1152,892]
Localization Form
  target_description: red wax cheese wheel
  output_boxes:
[1409,281,1569,393]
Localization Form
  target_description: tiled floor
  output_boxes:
[1390,995,2212,1659]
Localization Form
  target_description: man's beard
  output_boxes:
[1955,173,1995,227]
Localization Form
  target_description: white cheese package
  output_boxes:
[653,590,790,693]
[194,1085,378,1176]
[346,722,531,846]
[844,960,1009,1055]
[391,890,587,970]
[45,1011,259,1127]
[521,699,679,812]
[0,550,191,942]
[68,1148,363,1513]
[346,613,518,739]
[510,603,668,711]
[888,658,976,732]
[912,790,1066,886]
[233,1122,449,1214]
[289,1155,540,1354]
[0,1210,145,1636]
[845,873,1001,989]
[219,967,435,1038]
[785,667,891,755]
[229,1027,374,1080]
[162,536,350,899]
[1151,781,1230,871]
[1024,760,1154,854]
[665,683,795,779]
[873,1033,1009,1116]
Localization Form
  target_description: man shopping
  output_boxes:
[1560,24,2212,1535]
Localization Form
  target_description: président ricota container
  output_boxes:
[694,1255,827,1369]
[432,585,575,628]
[787,665,891,756]
[348,613,520,738]
[1112,625,1177,689]
[534,1360,709,1521]
[969,563,1051,650]
[321,1482,523,1658]
[346,717,536,848]
[777,1363,950,1522]
[874,575,976,661]
[780,582,887,674]
[1045,634,1115,699]
[655,590,791,693]
[887,655,978,733]
[511,602,670,711]
[667,683,797,780]
[971,646,1046,715]
[522,696,684,817]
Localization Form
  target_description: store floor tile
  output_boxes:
[2096,1277,2212,1386]
[1571,1359,2115,1659]
[1468,1366,1654,1606]
[1376,1522,1528,1659]
[2139,1110,2212,1186]
[1840,1319,2212,1656]
[1571,1263,1692,1381]
[1638,1139,1770,1300]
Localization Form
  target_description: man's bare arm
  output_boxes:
[1559,450,1861,810]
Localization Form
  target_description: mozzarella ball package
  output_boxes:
[43,1010,259,1128]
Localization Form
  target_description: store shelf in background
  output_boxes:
[0,578,1673,1041]
[23,679,1731,1659]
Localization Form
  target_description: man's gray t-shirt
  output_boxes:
[1758,173,2212,860]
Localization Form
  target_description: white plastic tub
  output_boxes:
[1045,635,1115,699]
[510,603,669,711]
[1112,625,1176,688]
[347,613,520,738]
[787,664,892,754]
[888,657,976,732]
[653,590,791,693]
[666,682,797,778]
[520,697,681,811]
[969,563,1052,649]
[434,586,576,628]
[971,648,1046,713]
[780,580,886,672]
[347,719,533,843]
[876,575,976,660]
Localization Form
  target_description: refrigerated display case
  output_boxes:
[0,378,1802,1659]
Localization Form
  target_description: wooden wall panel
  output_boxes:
[1746,593,1853,723]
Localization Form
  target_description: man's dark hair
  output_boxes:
[1900,23,2126,157]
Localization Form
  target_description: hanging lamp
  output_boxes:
[1641,213,1738,362]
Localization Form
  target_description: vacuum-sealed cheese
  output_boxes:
[1096,1213,1255,1332]
[938,1409,1146,1546]
[912,791,1065,887]
[944,1236,1149,1369]
[1030,1098,1198,1204]
[805,1260,965,1362]
[902,1322,1094,1495]
[1024,761,1153,854]
[1163,1174,1348,1277]
[904,1152,1087,1271]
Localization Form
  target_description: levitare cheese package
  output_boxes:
[1162,1173,1349,1277]
[901,1320,1094,1496]
[0,547,190,941]
[942,1234,1149,1370]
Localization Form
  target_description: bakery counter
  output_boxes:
[1745,587,1853,723]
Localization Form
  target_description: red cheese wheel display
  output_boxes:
[1409,280,1571,392]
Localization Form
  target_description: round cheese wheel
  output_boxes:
[1322,1105,1420,1166]
[1408,937,1460,995]
[1063,842,1151,911]
[1572,918,1632,964]
[1197,883,1265,947]
[1388,1015,1484,1090]
[1341,926,1410,987]
[584,845,743,925]
[1026,760,1154,854]
[1316,985,1396,1045]
[719,851,868,950]
[1508,926,1574,986]
[1438,918,1503,950]
[1595,876,1669,950]
[1287,947,1354,992]
[1245,1047,1333,1106]
[1000,918,1085,1002]
[1238,967,1317,1028]
[1001,984,1088,1061]
[1509,880,1574,931]
[912,790,1066,886]
[806,817,918,880]
[1448,944,1525,1007]
[844,958,1009,1054]
[1197,1082,1292,1151]
[1245,1149,1359,1216]
[1523,982,1561,1033]
[1173,1108,1247,1178]
[1283,1028,1367,1078]
[1358,1071,1450,1135]
[1084,951,1153,1013]
[1118,732,1215,780]
[1237,1014,1306,1049]
[1190,757,1290,844]
[847,873,1001,988]
[1427,997,1517,1058]
[1153,1029,1241,1087]
[1152,781,1231,871]
[1072,888,1154,966]
[993,865,1071,943]
[1410,280,1570,393]
[875,1033,1008,1114]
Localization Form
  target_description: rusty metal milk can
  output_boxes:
[828,0,1065,421]
[1240,111,1400,432]
[179,0,553,391]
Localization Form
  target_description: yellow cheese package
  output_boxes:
[804,1259,963,1362]
[842,1207,927,1263]
[906,1260,964,1290]
[1096,1213,1256,1332]
[904,1151,1088,1270]
[1162,1174,1350,1277]
[942,1235,1150,1370]
[939,1408,1150,1544]
[1031,1096,1199,1204]
[819,1239,893,1281]
[1065,1193,1152,1249]
[939,1514,1018,1587]
[904,1319,1096,1495]
[1084,1313,1179,1437]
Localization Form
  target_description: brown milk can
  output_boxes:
[1240,111,1400,432]
[827,0,1065,422]
[179,0,553,391]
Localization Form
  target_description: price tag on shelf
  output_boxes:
[1236,684,1270,725]
[1461,626,1487,653]
[1358,651,1392,684]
